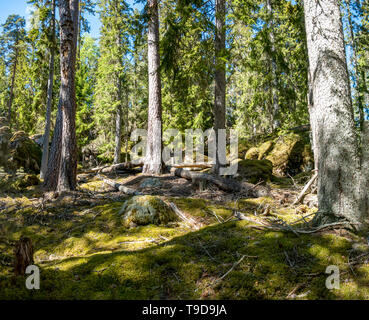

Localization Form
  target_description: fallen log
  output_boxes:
[91,162,143,174]
[170,167,241,192]
[97,175,140,195]
[90,162,211,174]
[169,167,269,197]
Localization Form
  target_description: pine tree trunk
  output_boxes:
[7,47,18,126]
[143,0,162,175]
[303,0,368,227]
[40,0,56,180]
[114,86,123,164]
[266,0,279,131]
[213,0,226,175]
[56,0,79,192]
[44,107,62,190]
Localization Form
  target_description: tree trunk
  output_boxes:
[266,0,280,131]
[213,0,226,175]
[40,0,56,180]
[303,0,368,227]
[113,31,123,165]
[114,96,123,164]
[143,0,162,175]
[7,47,18,127]
[44,0,80,192]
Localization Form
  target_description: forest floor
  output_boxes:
[1,170,369,299]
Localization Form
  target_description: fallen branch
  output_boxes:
[234,210,352,235]
[292,172,318,205]
[97,175,140,195]
[169,202,200,230]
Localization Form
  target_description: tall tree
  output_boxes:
[93,0,130,164]
[57,0,79,191]
[40,0,56,179]
[0,15,26,126]
[303,0,369,227]
[213,0,226,174]
[266,0,280,130]
[143,0,163,174]
[44,0,79,191]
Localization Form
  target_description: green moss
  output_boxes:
[1,185,368,300]
[237,159,273,183]
[120,195,179,227]
[245,147,259,160]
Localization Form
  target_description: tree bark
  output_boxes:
[143,0,162,175]
[56,0,79,192]
[40,0,56,180]
[114,76,123,164]
[303,0,367,227]
[7,47,18,126]
[213,0,226,174]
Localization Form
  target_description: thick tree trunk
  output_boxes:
[213,0,226,174]
[40,0,56,180]
[57,0,79,192]
[303,0,368,227]
[143,0,162,175]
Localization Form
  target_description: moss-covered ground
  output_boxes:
[1,172,369,300]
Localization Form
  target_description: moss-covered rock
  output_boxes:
[0,126,11,169]
[245,147,259,160]
[9,131,42,173]
[14,174,40,189]
[236,159,273,183]
[243,130,314,177]
[266,133,311,176]
[119,195,178,227]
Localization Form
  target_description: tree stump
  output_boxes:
[14,236,34,276]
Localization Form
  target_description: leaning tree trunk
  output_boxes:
[143,0,162,175]
[303,0,368,227]
[56,0,79,191]
[213,0,226,175]
[40,0,56,180]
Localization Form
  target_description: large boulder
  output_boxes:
[243,131,314,177]
[9,131,42,173]
[0,125,11,169]
[265,133,313,176]
[119,195,178,227]
[236,159,273,183]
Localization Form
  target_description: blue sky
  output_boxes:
[0,0,101,39]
